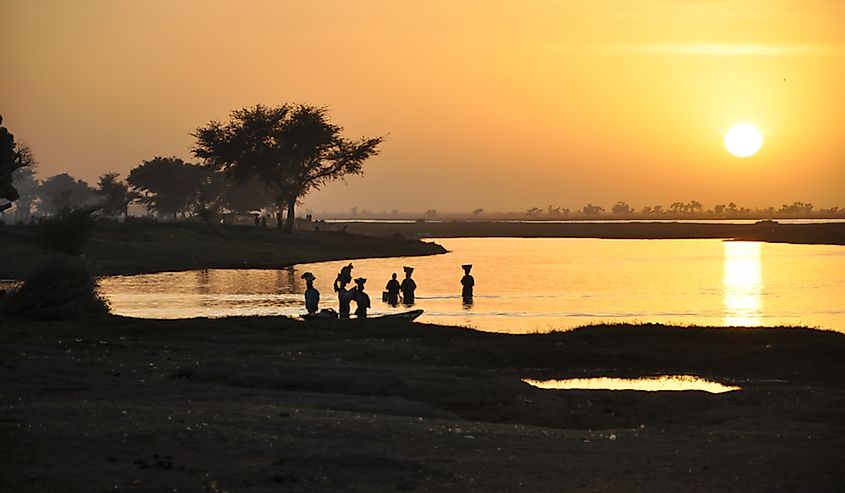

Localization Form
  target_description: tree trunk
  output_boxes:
[283,195,296,234]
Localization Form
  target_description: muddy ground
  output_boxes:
[2,317,844,492]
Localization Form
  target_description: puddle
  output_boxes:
[523,375,740,393]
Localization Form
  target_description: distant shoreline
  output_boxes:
[327,220,845,245]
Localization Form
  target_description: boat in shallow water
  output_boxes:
[302,308,424,322]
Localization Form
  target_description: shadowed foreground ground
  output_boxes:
[2,317,844,492]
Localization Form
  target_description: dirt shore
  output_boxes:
[2,317,843,492]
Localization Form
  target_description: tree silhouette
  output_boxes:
[127,157,204,219]
[37,173,98,216]
[193,104,383,233]
[0,115,33,212]
[472,208,484,217]
[10,150,38,222]
[612,201,633,215]
[580,203,604,216]
[96,172,139,219]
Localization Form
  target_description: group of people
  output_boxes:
[300,263,475,318]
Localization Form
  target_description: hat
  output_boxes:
[461,264,472,269]
[403,266,414,274]
[354,277,367,284]
[300,272,316,281]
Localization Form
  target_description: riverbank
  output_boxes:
[0,221,447,278]
[2,316,843,492]
[329,220,845,245]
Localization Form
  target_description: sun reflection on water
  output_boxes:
[523,375,740,393]
[723,242,763,326]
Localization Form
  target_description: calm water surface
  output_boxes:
[100,238,845,334]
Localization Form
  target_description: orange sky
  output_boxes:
[2,0,844,212]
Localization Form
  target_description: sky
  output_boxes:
[2,0,844,213]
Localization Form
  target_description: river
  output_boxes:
[100,238,845,333]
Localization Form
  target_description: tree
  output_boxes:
[10,149,39,222]
[96,172,139,218]
[526,207,542,216]
[193,104,384,233]
[0,115,33,212]
[472,208,484,217]
[219,176,276,215]
[37,173,98,216]
[580,203,604,216]
[612,201,633,215]
[127,157,205,219]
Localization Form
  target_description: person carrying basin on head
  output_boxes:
[333,263,355,318]
[353,277,370,318]
[384,272,400,306]
[461,264,474,304]
[400,266,416,305]
[300,272,320,314]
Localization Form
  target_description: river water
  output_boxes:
[100,238,845,334]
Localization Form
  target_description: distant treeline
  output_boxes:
[4,157,279,225]
[326,200,845,221]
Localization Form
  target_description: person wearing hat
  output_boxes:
[384,273,401,306]
[400,266,416,305]
[353,277,370,318]
[461,264,474,303]
[300,272,320,314]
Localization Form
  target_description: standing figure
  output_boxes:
[385,273,400,306]
[353,277,370,318]
[334,263,355,318]
[400,266,416,305]
[301,272,320,314]
[461,264,474,304]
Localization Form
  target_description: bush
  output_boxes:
[0,255,109,320]
[38,206,99,255]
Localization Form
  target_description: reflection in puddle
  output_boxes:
[523,375,741,393]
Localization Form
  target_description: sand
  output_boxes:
[2,316,844,492]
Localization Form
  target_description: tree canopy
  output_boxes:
[192,104,383,232]
[0,114,33,212]
[96,172,139,218]
[38,173,98,215]
[127,157,206,219]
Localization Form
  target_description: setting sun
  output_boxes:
[724,123,764,158]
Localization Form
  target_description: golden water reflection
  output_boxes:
[523,375,741,393]
[723,242,763,326]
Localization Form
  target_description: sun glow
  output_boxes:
[724,124,764,158]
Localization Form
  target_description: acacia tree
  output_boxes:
[192,104,383,233]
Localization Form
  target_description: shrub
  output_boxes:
[38,206,99,255]
[1,255,109,320]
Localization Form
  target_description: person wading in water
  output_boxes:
[333,263,354,318]
[301,272,320,314]
[400,266,416,305]
[384,272,400,306]
[353,277,371,318]
[461,264,474,304]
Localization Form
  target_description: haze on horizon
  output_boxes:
[1,0,844,213]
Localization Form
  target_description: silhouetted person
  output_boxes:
[301,272,320,314]
[461,264,474,303]
[385,273,400,306]
[353,277,370,318]
[334,263,354,318]
[261,216,267,228]
[253,215,260,227]
[400,266,416,305]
